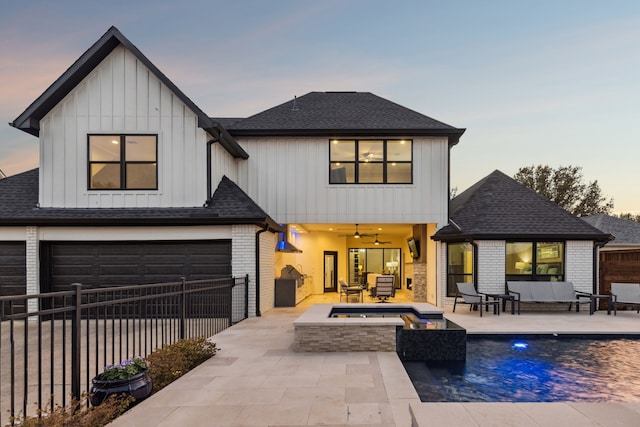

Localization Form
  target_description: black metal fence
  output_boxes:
[0,275,249,424]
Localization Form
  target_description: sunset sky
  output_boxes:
[1,0,638,213]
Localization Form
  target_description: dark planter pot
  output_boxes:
[90,370,153,406]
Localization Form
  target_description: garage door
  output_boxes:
[42,240,231,292]
[0,242,27,313]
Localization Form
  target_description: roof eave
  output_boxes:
[228,128,466,140]
[206,124,249,159]
[0,216,276,227]
[433,232,612,243]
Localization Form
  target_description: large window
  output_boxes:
[348,248,401,287]
[506,241,565,282]
[329,139,412,184]
[447,242,474,297]
[88,135,157,190]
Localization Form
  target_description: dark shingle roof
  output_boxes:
[582,214,640,245]
[224,92,465,145]
[433,170,611,242]
[0,169,279,229]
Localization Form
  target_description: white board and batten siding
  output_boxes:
[38,45,237,208]
[237,136,450,225]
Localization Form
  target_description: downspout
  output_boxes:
[255,224,269,317]
[593,241,607,295]
[203,135,220,207]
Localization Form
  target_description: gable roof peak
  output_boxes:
[10,26,247,159]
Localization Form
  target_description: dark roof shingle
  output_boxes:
[582,214,640,245]
[224,92,465,144]
[433,170,611,242]
[0,169,278,228]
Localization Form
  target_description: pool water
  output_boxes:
[404,336,640,402]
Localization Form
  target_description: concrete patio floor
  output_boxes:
[109,293,640,426]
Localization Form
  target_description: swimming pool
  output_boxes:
[404,335,640,402]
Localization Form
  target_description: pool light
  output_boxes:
[512,341,529,350]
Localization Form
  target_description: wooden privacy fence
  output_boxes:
[599,250,640,308]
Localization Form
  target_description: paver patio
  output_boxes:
[109,293,640,426]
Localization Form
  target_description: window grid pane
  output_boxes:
[90,164,121,189]
[330,163,355,183]
[330,140,355,161]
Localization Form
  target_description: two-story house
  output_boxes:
[0,26,467,315]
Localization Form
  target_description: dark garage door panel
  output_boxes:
[46,241,231,291]
[0,242,27,314]
[0,242,27,296]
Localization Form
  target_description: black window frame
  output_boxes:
[505,241,566,283]
[446,242,474,297]
[329,139,413,184]
[87,134,158,191]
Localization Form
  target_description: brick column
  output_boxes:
[25,226,39,314]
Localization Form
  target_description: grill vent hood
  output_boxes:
[276,226,302,253]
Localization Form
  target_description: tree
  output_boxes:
[513,165,614,217]
[617,213,640,223]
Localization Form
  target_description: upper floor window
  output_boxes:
[505,241,565,282]
[88,135,157,190]
[329,139,412,184]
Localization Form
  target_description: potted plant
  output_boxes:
[90,356,153,406]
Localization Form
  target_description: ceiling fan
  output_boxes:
[364,234,392,245]
[338,224,375,238]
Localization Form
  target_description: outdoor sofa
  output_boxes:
[506,281,592,314]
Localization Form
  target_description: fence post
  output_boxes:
[180,277,186,340]
[71,283,82,401]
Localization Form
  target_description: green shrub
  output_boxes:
[147,337,217,392]
[8,337,217,426]
[10,393,133,427]
[95,356,148,380]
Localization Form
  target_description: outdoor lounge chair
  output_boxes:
[339,280,363,303]
[453,282,500,317]
[374,275,395,302]
[610,282,640,315]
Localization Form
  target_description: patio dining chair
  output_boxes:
[453,282,499,317]
[339,279,363,303]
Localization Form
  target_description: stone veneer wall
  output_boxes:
[412,262,427,302]
[294,325,397,352]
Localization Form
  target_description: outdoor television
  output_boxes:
[407,237,420,259]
